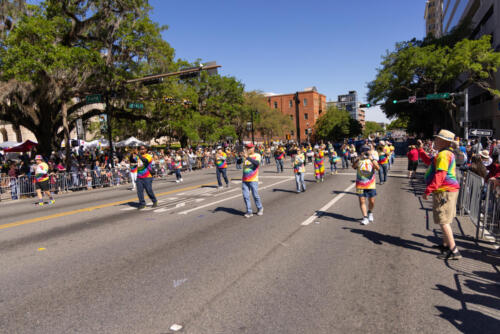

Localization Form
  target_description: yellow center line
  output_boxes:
[0,182,217,231]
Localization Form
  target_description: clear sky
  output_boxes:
[149,0,427,123]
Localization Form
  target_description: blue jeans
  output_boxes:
[175,169,182,180]
[295,173,306,192]
[136,177,157,206]
[265,156,271,164]
[276,159,284,173]
[342,156,349,168]
[216,168,229,186]
[330,161,337,172]
[242,181,262,214]
[379,164,388,183]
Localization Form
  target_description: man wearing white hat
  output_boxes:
[418,130,461,260]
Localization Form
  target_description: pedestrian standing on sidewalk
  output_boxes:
[215,146,230,189]
[353,145,379,225]
[34,155,55,206]
[274,146,285,173]
[417,130,462,260]
[377,141,389,184]
[136,145,158,210]
[293,146,306,193]
[241,143,263,218]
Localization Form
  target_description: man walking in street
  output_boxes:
[377,141,390,184]
[215,146,230,189]
[274,145,285,173]
[136,145,158,210]
[34,155,55,206]
[293,145,306,193]
[417,130,462,260]
[353,146,380,225]
[242,143,263,218]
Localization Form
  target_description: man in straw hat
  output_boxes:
[34,155,55,206]
[417,130,461,260]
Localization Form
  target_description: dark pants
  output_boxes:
[276,159,284,173]
[379,163,388,183]
[216,168,229,186]
[175,169,182,180]
[136,177,157,206]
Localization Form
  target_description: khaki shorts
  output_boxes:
[432,191,459,225]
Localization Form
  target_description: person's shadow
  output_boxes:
[343,228,438,254]
[272,188,297,194]
[317,211,359,222]
[212,206,245,216]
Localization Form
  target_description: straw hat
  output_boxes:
[434,129,455,142]
[479,150,490,159]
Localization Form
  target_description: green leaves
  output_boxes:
[314,106,357,141]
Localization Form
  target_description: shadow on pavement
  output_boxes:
[435,306,500,334]
[120,201,140,208]
[201,185,218,188]
[212,206,245,216]
[332,190,357,196]
[317,211,359,222]
[343,228,438,254]
[272,188,297,194]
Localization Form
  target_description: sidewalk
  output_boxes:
[405,161,500,333]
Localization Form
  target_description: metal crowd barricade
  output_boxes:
[457,171,484,227]
[479,179,500,243]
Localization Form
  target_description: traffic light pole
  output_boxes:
[294,92,301,144]
[464,88,469,141]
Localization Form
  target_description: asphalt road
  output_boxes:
[0,158,498,334]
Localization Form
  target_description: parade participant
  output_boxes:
[34,155,55,206]
[353,145,379,225]
[265,146,272,165]
[173,150,183,183]
[377,141,390,184]
[274,145,285,173]
[407,145,419,179]
[314,145,325,182]
[215,146,230,189]
[341,143,350,169]
[417,130,461,260]
[136,145,158,209]
[242,143,263,218]
[293,146,306,193]
[328,147,339,175]
[129,149,138,191]
[389,141,396,167]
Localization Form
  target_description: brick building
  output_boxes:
[265,87,326,142]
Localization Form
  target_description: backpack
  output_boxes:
[454,147,466,166]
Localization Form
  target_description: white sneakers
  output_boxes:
[257,208,264,216]
[368,212,374,222]
[361,217,369,225]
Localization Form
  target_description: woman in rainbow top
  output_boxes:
[173,150,183,183]
[215,146,230,189]
[353,145,380,225]
[135,145,158,210]
[377,141,390,184]
[314,145,325,182]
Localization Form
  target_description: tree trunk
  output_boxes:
[62,102,72,168]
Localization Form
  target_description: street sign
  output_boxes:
[76,118,85,140]
[426,93,450,100]
[127,102,144,109]
[408,96,417,103]
[86,94,102,104]
[469,128,493,137]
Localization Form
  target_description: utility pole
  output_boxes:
[251,110,255,145]
[464,87,469,141]
[294,92,301,144]
[105,93,115,168]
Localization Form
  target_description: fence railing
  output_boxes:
[457,170,499,244]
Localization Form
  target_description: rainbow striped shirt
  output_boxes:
[35,162,49,183]
[424,149,460,192]
[243,153,261,182]
[137,154,152,178]
[356,159,376,190]
[216,152,227,169]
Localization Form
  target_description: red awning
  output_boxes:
[4,140,38,152]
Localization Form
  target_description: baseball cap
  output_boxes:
[245,143,254,148]
[361,145,371,153]
[35,155,43,160]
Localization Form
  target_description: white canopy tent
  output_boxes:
[83,139,110,149]
[0,141,22,149]
[115,136,145,148]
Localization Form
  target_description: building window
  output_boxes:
[319,109,322,115]
[291,130,294,136]
[290,115,293,120]
[289,100,293,108]
[303,98,308,106]
[274,101,278,109]
[304,113,308,120]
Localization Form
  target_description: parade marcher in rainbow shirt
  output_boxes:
[242,143,263,218]
[353,145,380,225]
[136,145,158,210]
[34,155,55,206]
[377,141,390,184]
[388,142,396,167]
[417,130,462,260]
[329,147,340,175]
[341,143,350,169]
[274,146,285,173]
[173,150,183,183]
[314,145,325,182]
[293,146,306,193]
[129,149,138,191]
[215,146,230,189]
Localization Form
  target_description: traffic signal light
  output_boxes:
[392,100,398,104]
[142,78,164,86]
[360,103,372,108]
